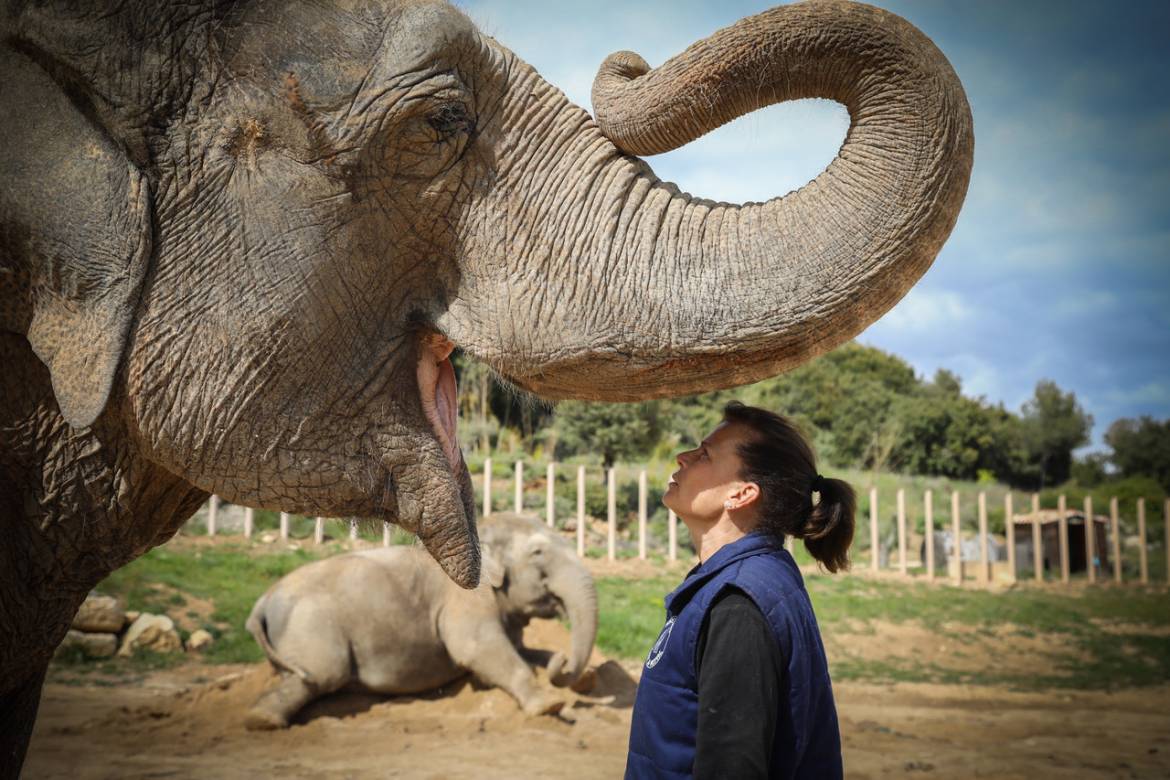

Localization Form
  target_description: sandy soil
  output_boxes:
[25,617,1170,780]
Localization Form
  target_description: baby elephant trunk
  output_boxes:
[547,562,599,687]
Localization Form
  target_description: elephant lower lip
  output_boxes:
[417,333,463,476]
[434,356,461,469]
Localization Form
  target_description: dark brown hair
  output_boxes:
[722,401,856,572]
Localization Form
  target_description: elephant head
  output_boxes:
[0,1,972,588]
[480,512,598,687]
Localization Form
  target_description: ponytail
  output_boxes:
[722,401,857,573]
[799,476,856,573]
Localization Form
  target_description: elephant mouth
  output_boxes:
[417,331,462,475]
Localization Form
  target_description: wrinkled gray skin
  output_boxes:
[243,512,597,728]
[0,0,972,771]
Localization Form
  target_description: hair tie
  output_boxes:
[811,474,825,493]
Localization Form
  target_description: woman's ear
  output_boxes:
[729,481,761,510]
[0,45,152,429]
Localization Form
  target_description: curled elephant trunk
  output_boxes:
[446,0,973,402]
[547,559,599,687]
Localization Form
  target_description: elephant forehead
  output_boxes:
[221,0,477,109]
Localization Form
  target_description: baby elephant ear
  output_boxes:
[480,549,507,590]
[0,46,151,429]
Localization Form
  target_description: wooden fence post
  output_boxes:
[244,507,254,539]
[1032,493,1043,582]
[207,495,218,537]
[314,516,324,545]
[1084,495,1095,583]
[576,465,585,558]
[896,488,907,576]
[638,469,647,560]
[382,520,391,547]
[483,458,492,517]
[1058,494,1070,585]
[514,460,523,513]
[668,509,677,563]
[978,492,989,585]
[924,490,935,581]
[1138,497,1148,584]
[951,491,962,585]
[869,487,879,572]
[607,467,616,562]
[547,462,555,528]
[349,517,358,542]
[1004,492,1015,583]
[1110,496,1122,583]
[279,512,290,541]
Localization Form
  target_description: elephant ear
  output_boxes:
[0,45,151,429]
[481,548,506,590]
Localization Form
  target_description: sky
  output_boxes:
[454,0,1170,453]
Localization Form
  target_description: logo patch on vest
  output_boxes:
[645,616,676,669]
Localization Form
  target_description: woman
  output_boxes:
[625,401,855,779]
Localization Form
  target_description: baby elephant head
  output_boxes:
[480,513,598,687]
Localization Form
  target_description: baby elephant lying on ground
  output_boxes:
[244,512,598,729]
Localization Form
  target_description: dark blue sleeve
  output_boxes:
[693,588,785,780]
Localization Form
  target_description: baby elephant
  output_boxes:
[244,512,598,729]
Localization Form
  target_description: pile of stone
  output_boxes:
[55,592,214,660]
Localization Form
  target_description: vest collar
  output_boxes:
[665,532,783,613]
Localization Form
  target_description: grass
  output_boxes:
[594,575,677,660]
[592,570,1170,690]
[57,541,1170,692]
[93,543,327,666]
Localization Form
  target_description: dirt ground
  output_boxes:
[25,617,1170,780]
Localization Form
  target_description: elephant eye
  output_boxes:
[426,103,473,139]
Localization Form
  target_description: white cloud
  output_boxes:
[648,100,850,203]
[1104,382,1170,407]
[1049,290,1119,319]
[870,288,973,333]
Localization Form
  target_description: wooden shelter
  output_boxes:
[1012,509,1111,574]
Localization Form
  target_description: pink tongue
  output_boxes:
[435,358,459,466]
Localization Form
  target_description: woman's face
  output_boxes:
[664,421,756,523]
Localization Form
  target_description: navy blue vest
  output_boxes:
[624,533,842,779]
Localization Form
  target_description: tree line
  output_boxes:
[453,342,1169,493]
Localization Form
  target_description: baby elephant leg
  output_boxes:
[245,673,316,730]
[449,625,565,716]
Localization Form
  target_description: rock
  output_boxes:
[187,629,214,652]
[71,593,125,633]
[56,629,117,659]
[259,532,277,544]
[125,610,141,624]
[189,501,250,533]
[118,614,183,657]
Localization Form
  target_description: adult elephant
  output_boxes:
[0,0,972,772]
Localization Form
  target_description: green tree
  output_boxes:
[1105,416,1170,490]
[885,370,1019,480]
[1070,452,1110,486]
[1020,380,1093,489]
[552,400,662,467]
